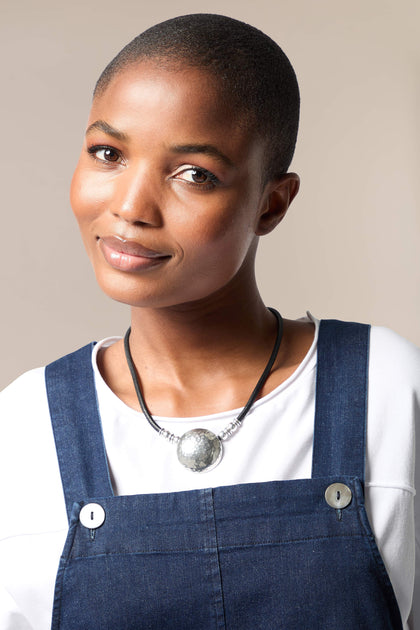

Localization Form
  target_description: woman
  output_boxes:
[1,13,419,629]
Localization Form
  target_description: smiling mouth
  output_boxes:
[98,235,171,271]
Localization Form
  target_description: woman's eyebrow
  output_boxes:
[85,120,128,142]
[84,125,234,168]
[170,144,235,168]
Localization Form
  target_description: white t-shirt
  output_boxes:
[1,315,419,629]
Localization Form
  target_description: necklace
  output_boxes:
[124,308,283,473]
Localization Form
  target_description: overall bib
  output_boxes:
[45,320,403,629]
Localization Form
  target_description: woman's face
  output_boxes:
[71,61,276,309]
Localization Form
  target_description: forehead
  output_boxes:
[89,61,259,156]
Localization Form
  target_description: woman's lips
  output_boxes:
[98,235,171,272]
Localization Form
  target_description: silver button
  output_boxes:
[325,483,352,509]
[79,503,106,529]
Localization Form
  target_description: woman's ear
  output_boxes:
[256,173,300,236]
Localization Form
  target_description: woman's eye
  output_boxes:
[174,166,219,189]
[87,146,122,163]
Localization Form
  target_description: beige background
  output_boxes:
[1,0,419,389]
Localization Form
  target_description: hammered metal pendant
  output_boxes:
[176,428,222,473]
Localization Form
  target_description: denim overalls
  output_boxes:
[45,320,403,629]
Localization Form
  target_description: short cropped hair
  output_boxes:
[94,14,300,180]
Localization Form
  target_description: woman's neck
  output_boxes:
[129,292,271,383]
[98,279,315,417]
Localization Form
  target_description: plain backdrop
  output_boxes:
[1,0,419,389]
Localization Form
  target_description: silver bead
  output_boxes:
[158,428,179,444]
[177,428,222,473]
[218,418,242,440]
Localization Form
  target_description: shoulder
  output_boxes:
[0,366,47,414]
[0,366,66,539]
[370,323,420,360]
[0,347,101,539]
[369,324,420,389]
[365,325,419,489]
[315,317,420,386]
[0,366,52,455]
[0,338,116,422]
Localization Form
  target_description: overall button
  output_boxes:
[79,503,106,529]
[325,483,352,509]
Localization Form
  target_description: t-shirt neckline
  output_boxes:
[92,312,319,423]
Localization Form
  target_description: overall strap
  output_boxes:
[45,343,114,522]
[311,320,370,480]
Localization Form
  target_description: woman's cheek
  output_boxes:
[70,166,89,222]
[71,170,105,228]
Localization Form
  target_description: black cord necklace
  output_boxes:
[124,307,283,473]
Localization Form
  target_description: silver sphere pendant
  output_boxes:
[177,428,222,473]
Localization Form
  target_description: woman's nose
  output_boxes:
[110,167,163,227]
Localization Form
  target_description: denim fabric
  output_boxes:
[312,320,370,479]
[45,342,113,514]
[45,321,403,630]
